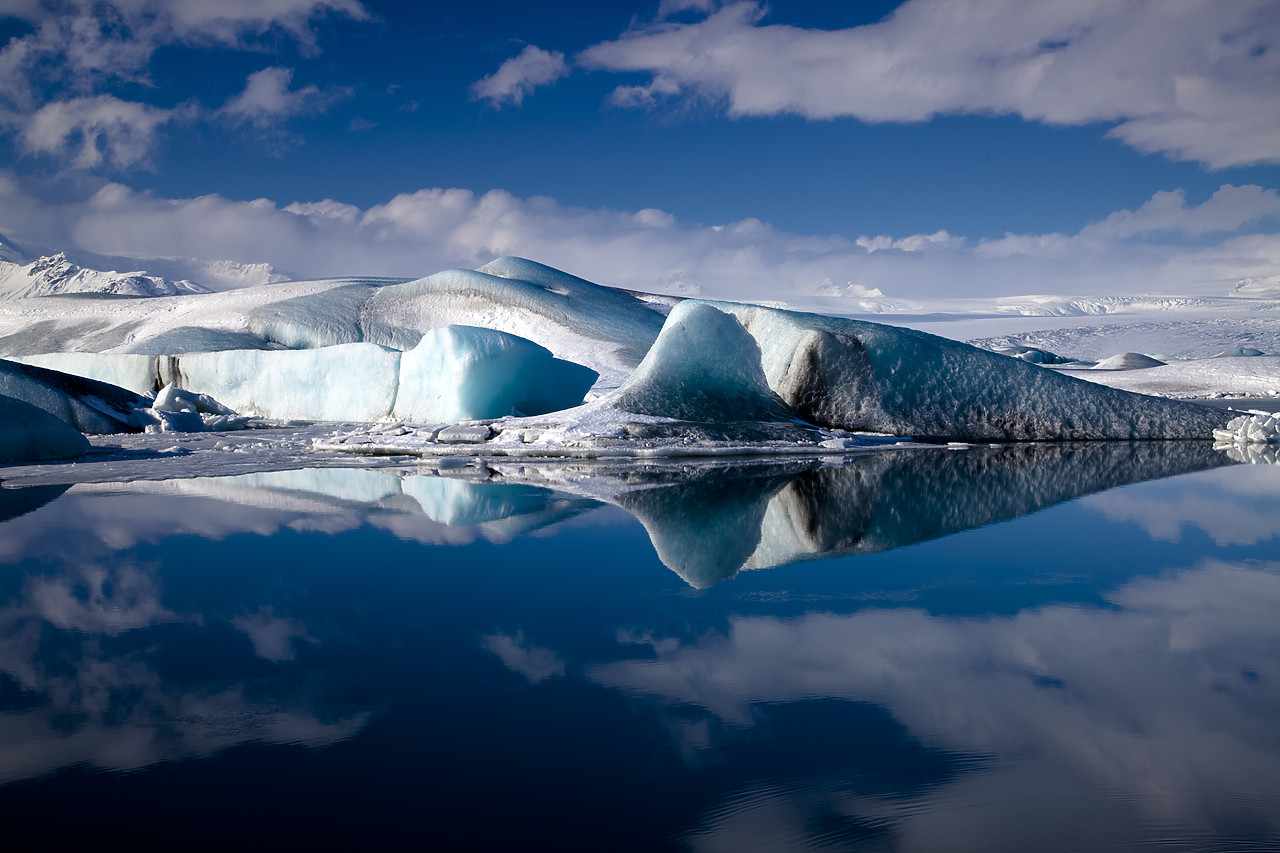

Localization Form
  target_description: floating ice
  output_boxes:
[0,358,149,433]
[705,301,1228,440]
[177,343,402,422]
[1214,412,1280,445]
[990,345,1072,364]
[394,325,596,423]
[611,302,795,423]
[0,395,90,462]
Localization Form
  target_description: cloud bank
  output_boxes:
[578,0,1280,169]
[1,172,1275,303]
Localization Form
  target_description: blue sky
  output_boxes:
[0,0,1277,303]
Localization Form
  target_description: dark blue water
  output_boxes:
[1,444,1278,851]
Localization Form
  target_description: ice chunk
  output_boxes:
[177,343,401,422]
[612,302,795,423]
[1214,412,1280,445]
[706,301,1228,440]
[0,358,148,433]
[393,325,596,423]
[0,394,90,462]
[1092,352,1166,370]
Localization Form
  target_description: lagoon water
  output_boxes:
[1,444,1278,850]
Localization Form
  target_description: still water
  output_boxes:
[1,443,1278,851]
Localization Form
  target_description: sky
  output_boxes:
[0,0,1278,305]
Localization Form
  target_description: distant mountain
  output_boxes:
[0,232,290,298]
[0,252,211,300]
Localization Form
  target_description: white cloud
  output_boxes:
[578,0,1280,168]
[220,66,347,127]
[0,0,367,170]
[1080,185,1280,240]
[470,45,570,107]
[0,173,1275,304]
[20,96,179,169]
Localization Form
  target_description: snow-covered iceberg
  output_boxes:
[706,301,1227,440]
[1,257,1234,443]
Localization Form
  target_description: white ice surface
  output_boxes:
[178,343,402,422]
[1069,357,1280,400]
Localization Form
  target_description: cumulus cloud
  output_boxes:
[0,0,367,170]
[471,45,570,107]
[0,172,1276,303]
[578,0,1280,168]
[20,95,180,169]
[220,67,348,128]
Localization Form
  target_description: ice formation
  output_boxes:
[0,256,1242,444]
[702,301,1228,440]
[0,395,90,462]
[1214,412,1280,446]
[394,325,596,423]
[0,358,149,433]
[611,302,794,422]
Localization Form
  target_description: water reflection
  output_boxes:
[591,559,1280,851]
[0,443,1275,851]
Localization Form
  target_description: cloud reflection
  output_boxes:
[590,560,1280,850]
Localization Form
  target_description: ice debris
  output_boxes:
[1214,411,1280,446]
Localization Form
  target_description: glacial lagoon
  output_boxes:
[1,444,1278,850]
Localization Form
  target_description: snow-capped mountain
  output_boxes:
[0,252,211,300]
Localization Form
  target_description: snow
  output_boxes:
[1069,356,1280,400]
[0,395,89,462]
[394,325,597,423]
[1092,352,1166,370]
[0,252,208,300]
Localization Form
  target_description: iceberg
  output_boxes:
[0,358,149,433]
[177,343,402,422]
[706,301,1227,440]
[394,325,597,423]
[0,394,90,462]
[1,256,1236,443]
